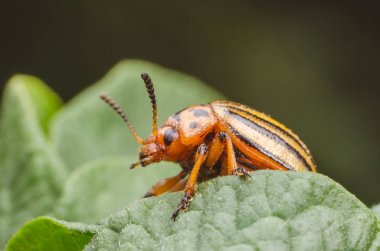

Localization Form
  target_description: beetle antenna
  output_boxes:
[100,94,144,145]
[141,73,158,137]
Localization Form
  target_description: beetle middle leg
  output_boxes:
[171,143,209,221]
[205,131,226,169]
[144,170,187,197]
[224,132,251,177]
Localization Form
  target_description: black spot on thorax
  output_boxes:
[171,108,187,122]
[172,114,181,122]
[189,121,198,129]
[193,109,209,117]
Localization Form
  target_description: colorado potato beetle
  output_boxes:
[100,73,317,220]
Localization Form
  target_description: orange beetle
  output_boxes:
[100,73,317,220]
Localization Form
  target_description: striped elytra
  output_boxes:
[211,101,317,172]
[100,73,317,220]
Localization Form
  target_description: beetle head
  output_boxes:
[136,125,188,168]
[100,73,188,169]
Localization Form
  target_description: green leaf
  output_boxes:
[373,204,380,219]
[51,60,224,171]
[84,171,379,251]
[93,173,379,250]
[369,232,380,251]
[371,203,380,251]
[9,172,379,250]
[0,76,67,248]
[5,216,97,251]
[53,157,180,223]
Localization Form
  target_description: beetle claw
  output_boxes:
[171,193,193,221]
[143,191,154,198]
[233,167,252,178]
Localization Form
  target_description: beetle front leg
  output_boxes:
[171,144,209,221]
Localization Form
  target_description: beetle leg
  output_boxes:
[224,132,251,177]
[205,131,226,169]
[171,144,208,221]
[144,170,187,197]
[168,177,187,193]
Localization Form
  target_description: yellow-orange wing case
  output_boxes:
[211,100,317,172]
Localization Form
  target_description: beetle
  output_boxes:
[100,73,317,220]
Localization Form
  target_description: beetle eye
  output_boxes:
[163,128,178,146]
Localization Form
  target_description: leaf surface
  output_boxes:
[9,172,380,251]
[372,204,380,219]
[82,172,380,251]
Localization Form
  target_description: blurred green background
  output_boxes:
[0,1,379,205]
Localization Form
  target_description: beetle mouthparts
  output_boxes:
[130,162,141,169]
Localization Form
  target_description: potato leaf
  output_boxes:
[7,172,380,250]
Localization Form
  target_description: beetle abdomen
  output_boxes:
[211,101,317,172]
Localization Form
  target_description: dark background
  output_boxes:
[0,1,379,205]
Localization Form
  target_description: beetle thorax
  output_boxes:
[166,104,218,146]
[138,104,219,167]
